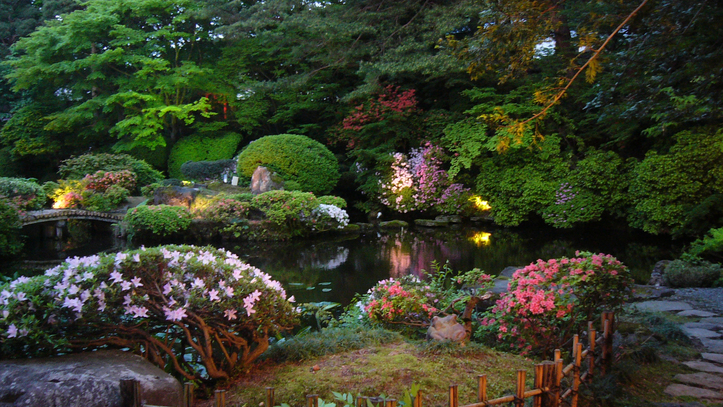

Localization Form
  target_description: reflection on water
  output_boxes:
[225,225,683,306]
[11,222,684,306]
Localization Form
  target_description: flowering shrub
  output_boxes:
[124,205,193,239]
[541,182,605,228]
[364,276,443,327]
[194,198,250,223]
[0,177,47,210]
[478,251,632,356]
[378,143,470,214]
[83,170,136,193]
[0,245,298,379]
[310,204,350,231]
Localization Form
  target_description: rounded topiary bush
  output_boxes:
[168,132,241,179]
[664,259,721,288]
[0,198,23,256]
[59,153,163,191]
[237,134,340,196]
[0,245,298,379]
[124,204,193,239]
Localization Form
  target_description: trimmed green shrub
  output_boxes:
[0,245,298,379]
[0,177,47,210]
[317,195,347,209]
[688,227,723,258]
[168,132,241,179]
[59,153,163,191]
[628,128,723,234]
[0,198,23,256]
[664,259,721,288]
[180,159,236,181]
[124,205,192,239]
[251,190,319,228]
[237,134,340,196]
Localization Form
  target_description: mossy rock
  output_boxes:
[414,219,449,227]
[340,224,361,233]
[379,220,409,229]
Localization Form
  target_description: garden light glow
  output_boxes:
[470,232,491,246]
[470,196,491,211]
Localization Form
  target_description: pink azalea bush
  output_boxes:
[0,245,298,380]
[378,143,470,214]
[478,251,632,356]
[83,170,136,193]
[364,276,443,326]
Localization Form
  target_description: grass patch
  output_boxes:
[211,341,537,407]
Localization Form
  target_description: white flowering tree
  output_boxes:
[0,245,298,380]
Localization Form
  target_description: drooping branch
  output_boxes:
[517,0,650,127]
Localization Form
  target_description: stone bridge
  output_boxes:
[20,209,125,227]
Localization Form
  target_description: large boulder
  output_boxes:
[250,166,283,195]
[648,260,671,286]
[0,350,182,407]
[152,186,200,208]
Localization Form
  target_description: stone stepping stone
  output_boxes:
[701,339,723,353]
[675,372,723,391]
[702,317,723,324]
[632,301,693,313]
[679,310,719,317]
[665,384,723,399]
[684,322,723,331]
[682,327,723,339]
[702,353,723,365]
[683,360,723,374]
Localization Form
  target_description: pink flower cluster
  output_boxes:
[364,276,441,324]
[84,170,136,192]
[378,143,469,214]
[480,251,632,355]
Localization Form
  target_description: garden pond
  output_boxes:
[10,221,684,306]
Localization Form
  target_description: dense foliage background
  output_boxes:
[1,0,722,239]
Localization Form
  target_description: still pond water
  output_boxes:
[15,222,683,306]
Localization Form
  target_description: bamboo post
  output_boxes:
[449,385,458,407]
[385,399,397,407]
[357,396,368,407]
[215,389,226,407]
[553,348,563,405]
[415,390,423,407]
[478,375,488,403]
[533,364,543,407]
[572,334,579,359]
[368,396,385,407]
[120,379,141,407]
[307,394,320,407]
[515,370,526,407]
[267,387,276,407]
[588,329,597,379]
[540,361,558,407]
[183,382,194,407]
[571,343,583,407]
[602,312,614,374]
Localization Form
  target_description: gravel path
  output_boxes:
[669,287,723,314]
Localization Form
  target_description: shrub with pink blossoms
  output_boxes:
[364,275,444,327]
[83,170,136,193]
[478,251,632,356]
[0,245,298,380]
[378,143,470,214]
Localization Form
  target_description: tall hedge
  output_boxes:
[168,132,241,179]
[237,134,340,195]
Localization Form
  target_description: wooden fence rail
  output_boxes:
[121,312,615,407]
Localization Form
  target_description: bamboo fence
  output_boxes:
[121,312,616,407]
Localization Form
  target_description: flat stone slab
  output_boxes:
[665,383,723,399]
[702,317,723,324]
[683,360,723,374]
[701,339,723,353]
[679,310,719,317]
[702,353,723,365]
[675,372,723,391]
[682,327,723,339]
[632,301,693,313]
[490,279,509,294]
[684,322,723,331]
